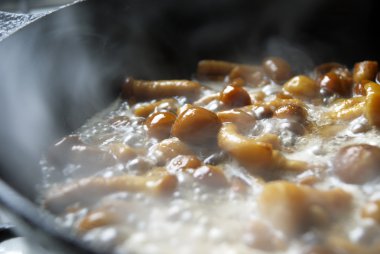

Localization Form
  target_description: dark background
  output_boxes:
[108,0,380,76]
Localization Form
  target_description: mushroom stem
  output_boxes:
[44,170,177,214]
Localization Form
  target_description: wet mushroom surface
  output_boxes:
[40,58,380,254]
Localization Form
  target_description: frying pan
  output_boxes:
[0,0,379,252]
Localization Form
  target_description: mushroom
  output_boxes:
[44,169,177,214]
[122,78,200,101]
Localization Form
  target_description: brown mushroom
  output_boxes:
[133,98,178,117]
[122,77,200,101]
[44,169,178,214]
[258,181,351,235]
[145,112,177,140]
[217,109,256,133]
[197,60,239,80]
[171,106,222,146]
[353,61,378,84]
[149,137,194,165]
[220,85,251,107]
[361,200,380,224]
[274,104,308,123]
[167,155,202,173]
[218,123,274,172]
[333,144,380,184]
[229,65,266,86]
[283,75,319,99]
[191,165,229,188]
[262,57,292,83]
[319,67,353,98]
[364,82,380,127]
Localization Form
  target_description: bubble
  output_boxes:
[127,213,137,224]
[100,227,118,242]
[280,129,297,146]
[191,225,206,239]
[208,227,223,241]
[180,211,193,222]
[200,194,209,202]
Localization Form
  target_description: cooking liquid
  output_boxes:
[40,79,380,254]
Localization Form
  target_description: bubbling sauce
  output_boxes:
[40,58,380,254]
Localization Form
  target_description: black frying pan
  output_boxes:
[0,0,379,252]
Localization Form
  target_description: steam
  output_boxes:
[0,3,111,198]
[265,38,314,74]
[0,0,330,203]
